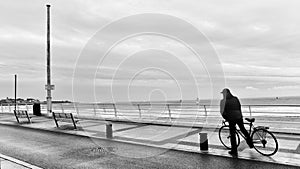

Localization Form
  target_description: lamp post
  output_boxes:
[46,4,54,115]
[14,74,17,112]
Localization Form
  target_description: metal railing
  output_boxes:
[0,103,31,114]
[49,102,212,120]
[1,102,300,126]
[1,102,300,117]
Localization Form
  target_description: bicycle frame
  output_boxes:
[222,120,254,139]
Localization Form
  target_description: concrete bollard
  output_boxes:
[199,132,208,151]
[106,122,113,139]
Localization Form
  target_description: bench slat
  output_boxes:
[55,118,79,123]
[14,110,31,123]
[52,112,78,129]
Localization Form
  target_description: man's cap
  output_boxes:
[221,88,230,93]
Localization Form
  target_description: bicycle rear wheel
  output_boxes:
[251,128,278,156]
[219,126,240,149]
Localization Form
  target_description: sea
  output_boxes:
[2,96,300,119]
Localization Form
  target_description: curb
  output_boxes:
[0,153,43,169]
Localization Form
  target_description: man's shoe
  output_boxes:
[228,150,238,156]
[247,140,254,148]
[249,143,254,149]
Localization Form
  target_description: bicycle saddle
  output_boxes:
[245,118,255,123]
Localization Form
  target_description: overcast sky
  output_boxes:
[1,0,300,103]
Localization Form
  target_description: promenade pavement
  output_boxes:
[0,113,300,168]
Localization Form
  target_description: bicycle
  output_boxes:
[219,117,278,156]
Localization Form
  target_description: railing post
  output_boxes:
[137,104,141,118]
[203,105,207,117]
[61,103,64,113]
[8,103,11,113]
[248,105,252,118]
[196,101,200,113]
[167,104,171,120]
[75,103,79,115]
[93,103,97,116]
[113,104,117,118]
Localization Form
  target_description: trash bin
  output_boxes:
[33,103,41,116]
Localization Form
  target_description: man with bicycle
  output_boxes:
[220,88,254,156]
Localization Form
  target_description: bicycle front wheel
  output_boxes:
[251,128,278,156]
[219,126,240,149]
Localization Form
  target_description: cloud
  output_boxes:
[270,85,300,90]
[245,86,258,90]
[222,63,300,80]
[1,0,300,101]
[252,24,270,33]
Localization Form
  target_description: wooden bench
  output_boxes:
[14,110,31,123]
[52,112,79,129]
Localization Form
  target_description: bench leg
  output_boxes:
[26,113,31,123]
[16,116,20,123]
[54,119,59,128]
[52,113,59,128]
[70,114,77,129]
[14,111,20,123]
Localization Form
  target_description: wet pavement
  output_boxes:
[0,113,299,168]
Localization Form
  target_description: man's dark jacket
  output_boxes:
[220,96,243,121]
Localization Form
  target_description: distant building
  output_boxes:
[26,98,39,103]
[0,97,40,104]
